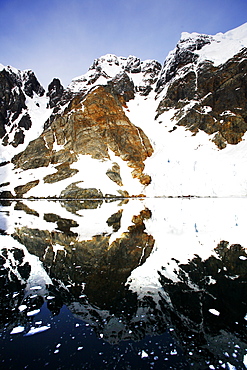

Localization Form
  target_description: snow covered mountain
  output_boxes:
[1,22,247,198]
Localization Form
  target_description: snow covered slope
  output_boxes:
[1,23,247,198]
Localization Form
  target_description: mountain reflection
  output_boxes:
[158,240,247,369]
[13,207,154,308]
[0,199,246,369]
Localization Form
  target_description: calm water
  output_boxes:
[0,198,246,369]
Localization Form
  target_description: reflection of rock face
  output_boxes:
[1,196,247,369]
[158,241,247,369]
[0,247,31,326]
[13,207,154,308]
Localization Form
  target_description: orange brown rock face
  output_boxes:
[12,86,153,190]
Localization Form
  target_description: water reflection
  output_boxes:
[0,198,246,369]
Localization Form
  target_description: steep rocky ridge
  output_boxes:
[156,40,247,148]
[0,65,47,151]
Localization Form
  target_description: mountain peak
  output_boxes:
[68,53,161,95]
[178,22,247,67]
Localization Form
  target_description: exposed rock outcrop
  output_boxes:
[0,66,45,148]
[156,44,247,148]
[11,85,153,196]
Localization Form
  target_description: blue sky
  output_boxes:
[0,0,247,88]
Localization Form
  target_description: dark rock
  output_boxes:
[18,114,32,130]
[12,129,25,147]
[44,212,79,234]
[0,112,6,138]
[0,161,10,167]
[23,70,45,98]
[107,72,135,102]
[0,70,27,133]
[12,137,52,170]
[107,209,123,232]
[106,162,123,186]
[60,182,103,199]
[14,180,39,197]
[47,78,65,108]
[14,201,39,216]
[125,56,141,73]
[43,162,79,184]
[0,182,10,188]
[0,190,14,199]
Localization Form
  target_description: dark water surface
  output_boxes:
[0,198,246,369]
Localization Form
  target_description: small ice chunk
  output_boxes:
[99,333,103,338]
[77,347,83,351]
[227,363,236,370]
[10,326,25,334]
[46,296,55,300]
[27,309,40,316]
[30,286,42,290]
[24,325,51,336]
[244,314,247,321]
[170,349,178,355]
[209,309,220,316]
[141,350,149,358]
[239,256,247,260]
[18,304,27,312]
[243,354,247,367]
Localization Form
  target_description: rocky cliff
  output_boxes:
[1,23,247,198]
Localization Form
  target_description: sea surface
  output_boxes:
[0,197,246,369]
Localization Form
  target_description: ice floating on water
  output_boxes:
[239,256,247,260]
[227,363,237,370]
[10,326,25,334]
[141,350,149,358]
[30,286,42,290]
[27,309,40,316]
[170,349,178,355]
[18,305,27,312]
[24,325,51,336]
[209,309,220,316]
[243,354,247,367]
